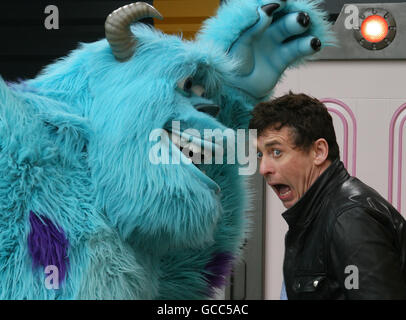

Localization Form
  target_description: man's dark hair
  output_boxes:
[249,92,340,161]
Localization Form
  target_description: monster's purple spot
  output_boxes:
[27,211,69,285]
[204,252,234,296]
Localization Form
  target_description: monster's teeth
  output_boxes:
[170,132,182,147]
[188,142,201,154]
[170,132,202,154]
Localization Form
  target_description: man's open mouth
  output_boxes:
[272,184,292,200]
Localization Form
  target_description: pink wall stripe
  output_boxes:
[397,116,406,212]
[327,108,349,170]
[321,98,357,176]
[388,103,406,209]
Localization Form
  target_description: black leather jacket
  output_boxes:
[283,160,406,299]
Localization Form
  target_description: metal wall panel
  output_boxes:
[315,3,406,59]
[226,172,266,300]
[319,0,406,15]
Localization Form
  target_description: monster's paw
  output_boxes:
[231,5,323,98]
[197,0,334,100]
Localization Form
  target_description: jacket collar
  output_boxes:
[282,159,350,229]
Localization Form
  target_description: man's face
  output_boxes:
[256,126,319,209]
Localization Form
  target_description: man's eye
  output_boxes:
[257,151,263,159]
[272,149,281,157]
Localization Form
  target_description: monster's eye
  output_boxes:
[183,77,193,91]
[178,77,193,93]
[191,84,205,97]
[177,77,206,97]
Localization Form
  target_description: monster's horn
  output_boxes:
[105,2,163,61]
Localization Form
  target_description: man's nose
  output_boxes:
[259,157,275,177]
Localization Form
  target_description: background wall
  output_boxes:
[1,1,151,81]
[154,0,220,39]
[0,0,221,81]
[265,59,406,299]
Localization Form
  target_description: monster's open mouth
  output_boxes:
[170,131,206,165]
[166,129,222,193]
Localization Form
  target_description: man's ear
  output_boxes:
[313,138,329,166]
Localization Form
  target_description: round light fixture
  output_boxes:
[353,8,396,50]
[361,15,388,43]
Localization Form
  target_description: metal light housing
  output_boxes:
[353,8,396,50]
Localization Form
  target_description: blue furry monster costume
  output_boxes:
[0,0,333,299]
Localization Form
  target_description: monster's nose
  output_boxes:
[195,104,220,117]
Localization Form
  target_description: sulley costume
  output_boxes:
[0,0,333,299]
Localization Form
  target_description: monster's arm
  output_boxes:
[197,0,334,128]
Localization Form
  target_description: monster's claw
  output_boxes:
[228,1,284,57]
[265,11,312,43]
[279,35,322,67]
[261,3,280,17]
[311,37,322,51]
[297,12,310,28]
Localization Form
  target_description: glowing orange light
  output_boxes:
[361,15,389,43]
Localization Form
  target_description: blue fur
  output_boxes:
[0,0,332,299]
